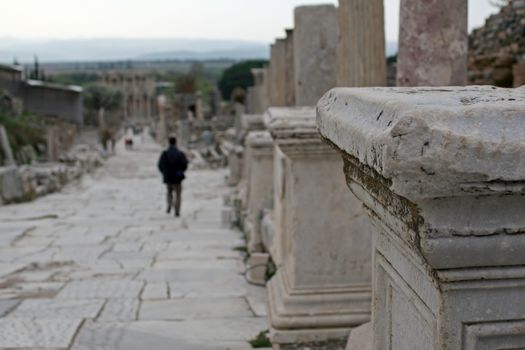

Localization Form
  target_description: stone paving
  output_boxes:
[0,136,269,349]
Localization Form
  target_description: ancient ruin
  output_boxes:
[318,86,525,349]
[0,0,524,349]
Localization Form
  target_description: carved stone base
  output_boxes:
[268,270,370,348]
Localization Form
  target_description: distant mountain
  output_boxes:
[138,46,270,61]
[0,37,270,63]
[0,37,397,63]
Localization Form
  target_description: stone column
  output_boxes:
[397,0,468,86]
[157,95,167,144]
[265,107,372,349]
[318,86,525,350]
[270,39,287,107]
[251,69,265,114]
[0,125,15,166]
[195,91,204,120]
[294,5,338,106]
[337,0,386,87]
[244,131,274,253]
[284,29,295,106]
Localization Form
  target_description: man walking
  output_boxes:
[158,136,188,217]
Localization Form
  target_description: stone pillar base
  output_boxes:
[268,270,370,348]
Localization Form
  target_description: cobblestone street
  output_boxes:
[0,137,268,349]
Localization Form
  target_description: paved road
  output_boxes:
[0,136,268,349]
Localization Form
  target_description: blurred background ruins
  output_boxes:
[0,0,523,204]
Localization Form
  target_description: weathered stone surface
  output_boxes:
[168,281,251,299]
[244,131,274,253]
[57,280,144,299]
[0,133,269,349]
[397,0,468,86]
[294,5,338,106]
[139,297,253,320]
[98,298,139,321]
[141,283,169,300]
[245,253,269,286]
[318,86,525,202]
[0,299,19,316]
[0,318,82,348]
[318,86,525,350]
[264,107,372,347]
[337,0,386,87]
[9,299,104,319]
[72,319,267,350]
[0,166,34,203]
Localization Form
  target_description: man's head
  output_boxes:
[169,136,177,146]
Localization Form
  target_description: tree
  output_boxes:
[84,85,123,152]
[218,60,268,101]
[84,85,122,113]
[175,74,197,94]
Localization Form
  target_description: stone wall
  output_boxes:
[469,0,525,87]
[0,145,102,206]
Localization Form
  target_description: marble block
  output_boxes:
[264,107,372,349]
[318,86,525,350]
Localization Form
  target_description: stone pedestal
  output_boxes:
[293,5,338,106]
[264,107,372,349]
[245,131,274,253]
[397,0,468,86]
[224,142,244,187]
[337,0,386,87]
[318,86,525,350]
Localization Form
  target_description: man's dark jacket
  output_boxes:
[158,146,188,184]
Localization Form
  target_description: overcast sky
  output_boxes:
[1,0,499,43]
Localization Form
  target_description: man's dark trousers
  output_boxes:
[167,183,182,216]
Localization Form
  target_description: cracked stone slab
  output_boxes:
[246,296,268,317]
[72,318,268,350]
[0,318,82,348]
[153,259,244,271]
[57,280,144,299]
[138,269,245,284]
[0,282,64,299]
[168,282,251,299]
[97,298,139,322]
[141,283,168,300]
[139,297,253,320]
[0,299,20,316]
[8,299,104,319]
